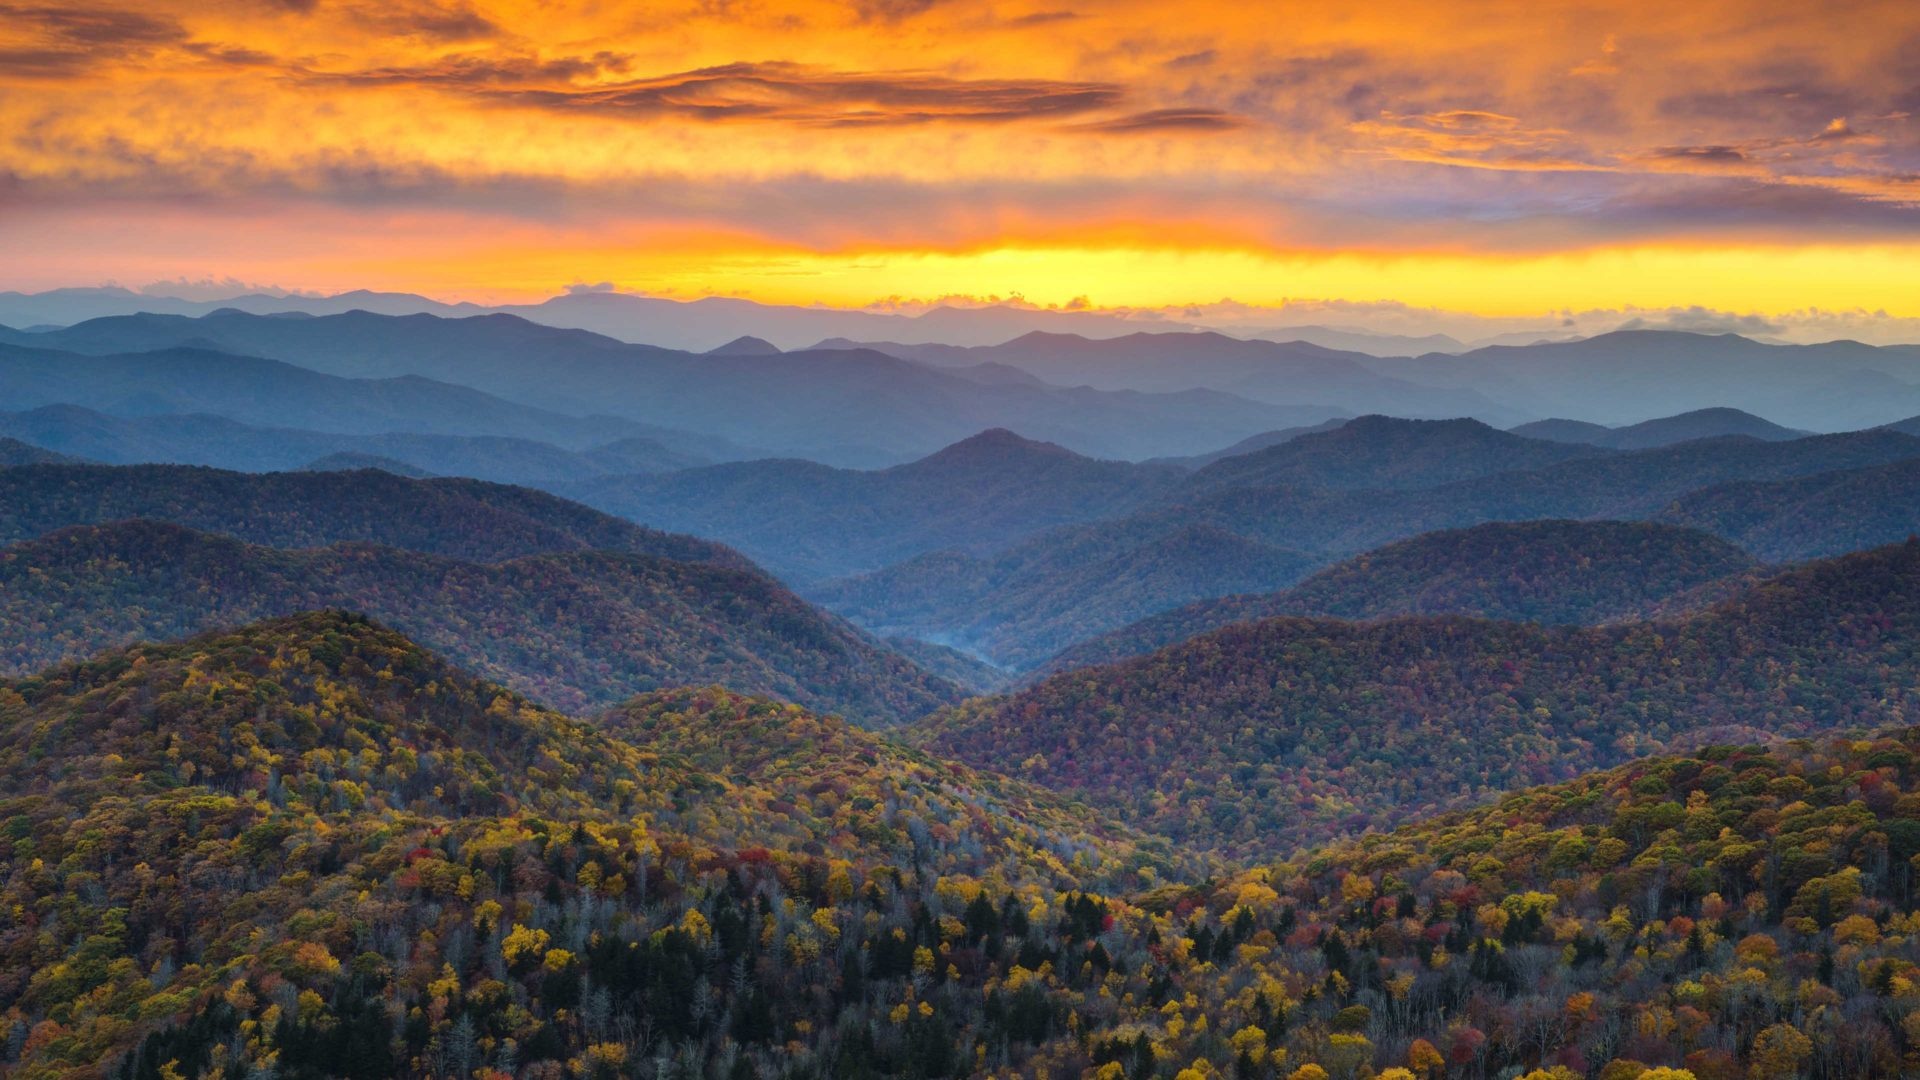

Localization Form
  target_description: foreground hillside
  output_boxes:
[0,520,958,724]
[919,540,1920,853]
[1244,729,1920,1079]
[0,613,1162,1079]
[10,613,1920,1078]
[1050,520,1760,670]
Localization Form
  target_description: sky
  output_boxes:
[3,0,1919,332]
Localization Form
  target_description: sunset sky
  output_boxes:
[4,0,1919,327]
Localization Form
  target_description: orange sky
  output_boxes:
[3,0,1918,317]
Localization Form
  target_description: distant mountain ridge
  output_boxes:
[1370,330,1920,430]
[1513,406,1808,449]
[840,330,1524,422]
[0,403,716,484]
[1182,414,1602,492]
[0,285,1203,349]
[0,339,647,447]
[566,429,1188,581]
[2,310,1336,462]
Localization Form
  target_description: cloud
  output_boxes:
[350,1,499,42]
[1002,10,1078,26]
[852,0,946,22]
[312,51,637,88]
[1068,108,1248,134]
[1613,307,1784,336]
[337,60,1131,126]
[0,3,187,77]
[1648,145,1750,165]
[1349,109,1611,173]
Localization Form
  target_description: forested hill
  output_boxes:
[0,520,961,724]
[0,462,743,567]
[1046,519,1761,671]
[917,539,1920,855]
[13,611,1920,1079]
[0,612,1162,1077]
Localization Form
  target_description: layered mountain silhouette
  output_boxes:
[2,311,1335,462]
[568,429,1186,581]
[813,420,1920,665]
[0,403,714,484]
[0,340,649,447]
[1366,330,1920,429]
[838,330,1522,421]
[1513,406,1808,449]
[1181,414,1601,492]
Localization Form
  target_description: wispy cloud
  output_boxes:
[306,58,1128,126]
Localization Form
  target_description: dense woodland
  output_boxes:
[11,613,1920,1080]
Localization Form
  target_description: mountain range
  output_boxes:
[0,404,718,485]
[807,420,1920,667]
[1366,330,1920,430]
[0,311,1339,464]
[15,280,1920,1080]
[566,429,1187,581]
[1512,406,1809,449]
[828,331,1524,422]
[0,285,1203,349]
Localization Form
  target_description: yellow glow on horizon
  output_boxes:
[352,241,1920,318]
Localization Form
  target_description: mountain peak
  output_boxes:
[909,427,1085,469]
[706,335,782,356]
